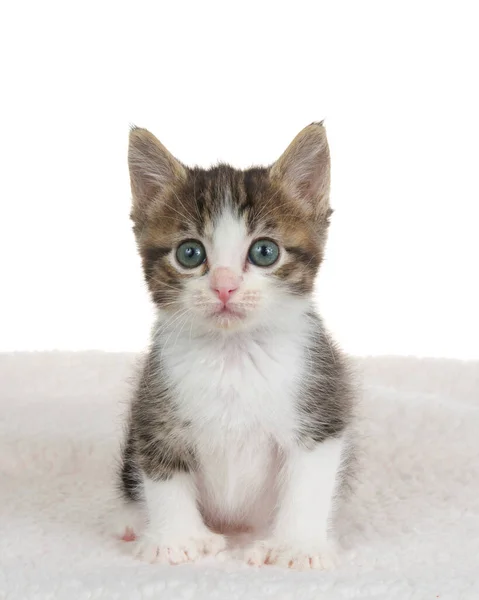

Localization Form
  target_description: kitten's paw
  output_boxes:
[134,532,226,564]
[244,539,338,571]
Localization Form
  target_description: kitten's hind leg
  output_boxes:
[114,425,145,541]
[118,425,143,503]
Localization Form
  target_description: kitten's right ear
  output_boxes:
[270,122,330,222]
[128,127,186,216]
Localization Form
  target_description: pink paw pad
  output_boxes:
[121,527,137,542]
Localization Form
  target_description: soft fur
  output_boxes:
[118,123,355,570]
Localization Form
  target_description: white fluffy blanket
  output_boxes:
[1,352,478,599]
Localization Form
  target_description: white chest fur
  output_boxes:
[157,322,309,526]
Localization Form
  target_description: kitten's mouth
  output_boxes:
[209,304,245,323]
[217,305,244,318]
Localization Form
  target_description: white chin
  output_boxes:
[214,315,245,330]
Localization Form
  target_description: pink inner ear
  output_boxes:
[210,267,241,303]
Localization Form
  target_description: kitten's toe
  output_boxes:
[201,532,227,555]
[274,544,339,571]
[133,533,227,564]
[243,541,271,566]
[244,539,338,571]
[160,546,190,565]
[133,536,163,563]
[133,538,190,564]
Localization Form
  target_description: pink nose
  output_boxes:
[210,267,241,304]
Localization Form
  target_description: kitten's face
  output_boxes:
[129,124,332,334]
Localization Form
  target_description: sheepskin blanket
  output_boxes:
[1,352,478,599]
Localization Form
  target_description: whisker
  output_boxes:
[160,308,194,355]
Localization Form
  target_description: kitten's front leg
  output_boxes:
[245,436,344,570]
[136,471,226,564]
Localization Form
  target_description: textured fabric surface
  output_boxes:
[1,352,478,600]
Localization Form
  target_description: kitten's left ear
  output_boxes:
[270,122,331,221]
[128,127,187,221]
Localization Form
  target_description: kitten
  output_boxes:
[117,122,354,570]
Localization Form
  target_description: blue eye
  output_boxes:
[176,240,206,268]
[248,239,280,267]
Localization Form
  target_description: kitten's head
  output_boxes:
[128,123,332,334]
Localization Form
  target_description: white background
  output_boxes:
[1,1,478,358]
